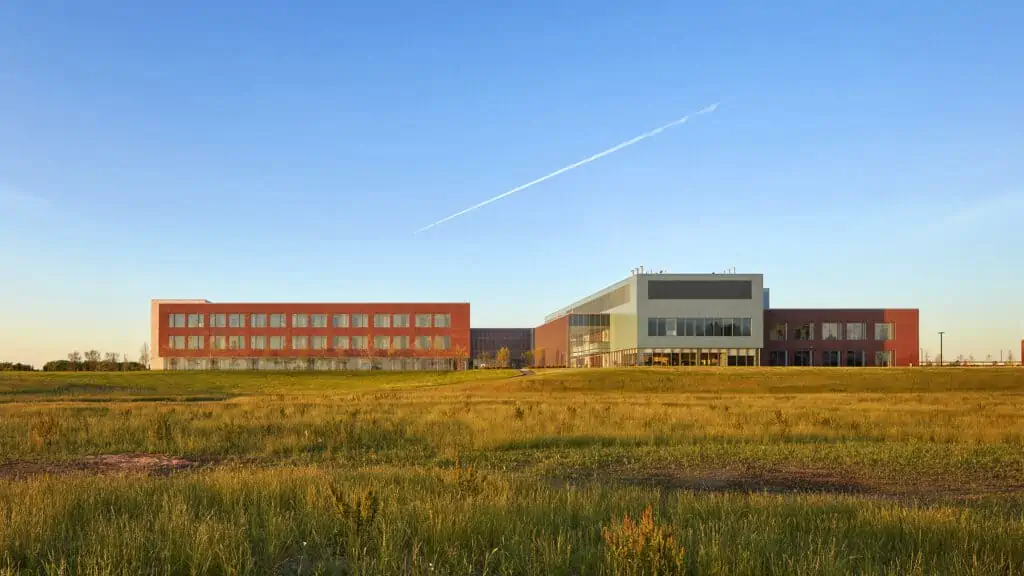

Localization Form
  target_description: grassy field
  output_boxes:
[0,368,1022,575]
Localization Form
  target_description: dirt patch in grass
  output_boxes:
[558,464,1024,502]
[619,466,875,495]
[0,454,202,479]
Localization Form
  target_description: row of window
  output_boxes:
[165,357,461,371]
[168,334,451,351]
[168,313,452,330]
[769,349,893,367]
[769,321,894,342]
[648,317,753,337]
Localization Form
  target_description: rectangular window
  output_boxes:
[229,314,246,328]
[393,335,409,349]
[168,313,186,328]
[683,318,696,337]
[769,350,788,366]
[269,314,286,328]
[647,318,667,337]
[846,322,866,341]
[846,350,865,367]
[311,335,327,350]
[251,313,267,328]
[187,313,204,328]
[769,323,787,341]
[793,350,812,366]
[434,314,451,328]
[269,336,285,350]
[311,314,327,328]
[434,335,450,350]
[228,336,245,350]
[415,314,432,328]
[648,279,752,300]
[695,318,705,337]
[740,318,752,337]
[713,319,724,337]
[187,335,204,350]
[665,317,677,336]
[333,336,349,350]
[210,314,226,328]
[793,323,814,341]
[875,350,892,366]
[351,336,368,350]
[822,322,841,340]
[332,314,349,328]
[168,335,185,349]
[374,314,390,328]
[292,335,308,350]
[393,314,410,328]
[351,314,368,328]
[250,335,266,350]
[723,318,734,337]
[874,322,894,341]
[292,314,308,328]
[415,335,432,350]
[373,335,390,350]
[822,350,841,367]
[211,335,227,350]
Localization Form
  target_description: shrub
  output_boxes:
[330,486,381,555]
[601,505,685,576]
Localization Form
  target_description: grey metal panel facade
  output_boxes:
[636,274,765,350]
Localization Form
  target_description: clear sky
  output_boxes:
[2,1,1022,367]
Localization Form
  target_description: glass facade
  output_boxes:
[647,317,752,337]
[569,314,611,365]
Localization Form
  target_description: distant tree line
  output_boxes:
[42,347,150,372]
[0,362,35,371]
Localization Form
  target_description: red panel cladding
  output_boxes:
[533,316,569,368]
[156,302,470,360]
[763,309,919,367]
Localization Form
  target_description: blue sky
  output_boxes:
[2,1,1022,366]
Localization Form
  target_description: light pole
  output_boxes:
[938,331,945,366]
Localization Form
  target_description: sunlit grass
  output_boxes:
[0,368,1022,574]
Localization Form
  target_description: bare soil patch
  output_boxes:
[557,464,1024,502]
[0,453,201,480]
[619,466,875,495]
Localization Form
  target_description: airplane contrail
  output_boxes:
[413,101,722,233]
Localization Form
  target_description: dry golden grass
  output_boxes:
[0,367,1022,574]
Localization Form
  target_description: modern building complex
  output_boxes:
[150,300,470,371]
[535,273,766,367]
[533,272,919,368]
[151,271,920,370]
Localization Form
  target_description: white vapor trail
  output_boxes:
[413,102,721,233]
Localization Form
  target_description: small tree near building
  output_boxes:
[495,347,511,368]
[452,345,469,371]
[477,351,494,368]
